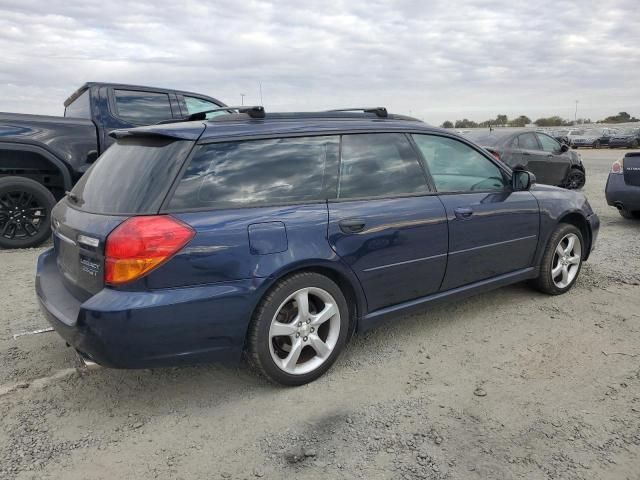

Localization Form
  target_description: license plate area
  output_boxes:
[624,156,640,187]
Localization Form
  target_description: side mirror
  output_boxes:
[560,143,569,153]
[512,170,535,191]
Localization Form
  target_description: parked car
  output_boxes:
[35,108,599,385]
[463,129,586,189]
[606,152,640,219]
[570,128,617,148]
[608,127,640,149]
[0,82,227,249]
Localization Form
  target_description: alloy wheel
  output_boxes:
[551,233,582,289]
[0,190,47,240]
[268,287,341,375]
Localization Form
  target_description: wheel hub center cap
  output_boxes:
[299,323,311,337]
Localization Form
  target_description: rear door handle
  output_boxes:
[339,218,366,233]
[454,207,474,219]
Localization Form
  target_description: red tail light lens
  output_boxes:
[611,158,624,174]
[105,216,195,285]
[490,150,501,161]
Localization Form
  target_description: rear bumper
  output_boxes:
[605,174,640,211]
[36,248,262,368]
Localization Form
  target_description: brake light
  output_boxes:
[105,216,194,285]
[490,150,501,161]
[611,158,624,174]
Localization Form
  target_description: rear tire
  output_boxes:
[247,272,350,386]
[533,224,584,295]
[631,140,639,149]
[0,176,55,249]
[619,209,640,220]
[593,140,601,149]
[564,168,586,190]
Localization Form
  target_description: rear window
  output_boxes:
[167,136,339,210]
[64,90,91,119]
[70,138,193,214]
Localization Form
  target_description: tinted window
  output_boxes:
[168,136,339,210]
[412,134,506,193]
[64,90,91,119]
[184,96,226,119]
[70,138,192,214]
[114,90,173,124]
[338,133,429,199]
[518,133,540,150]
[537,133,561,152]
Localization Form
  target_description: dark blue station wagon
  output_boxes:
[36,108,600,385]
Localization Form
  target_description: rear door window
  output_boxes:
[70,138,194,214]
[168,136,339,210]
[337,133,429,199]
[113,89,173,124]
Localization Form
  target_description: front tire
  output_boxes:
[533,224,584,295]
[564,168,586,190]
[0,176,56,249]
[247,272,350,386]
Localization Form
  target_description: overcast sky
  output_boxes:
[1,0,638,125]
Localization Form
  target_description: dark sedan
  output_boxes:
[464,130,586,189]
[609,127,640,149]
[606,152,640,219]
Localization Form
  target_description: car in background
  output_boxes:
[35,108,599,385]
[570,128,617,149]
[606,152,640,219]
[0,82,227,249]
[609,127,640,149]
[463,130,586,189]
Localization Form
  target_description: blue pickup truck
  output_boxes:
[0,82,226,248]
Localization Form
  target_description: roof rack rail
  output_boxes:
[326,107,388,118]
[156,105,265,124]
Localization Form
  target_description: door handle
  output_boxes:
[522,152,531,156]
[339,218,366,233]
[454,207,474,219]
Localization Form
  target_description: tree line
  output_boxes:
[441,111,639,129]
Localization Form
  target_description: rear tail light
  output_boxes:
[489,150,501,161]
[105,216,194,285]
[611,157,624,174]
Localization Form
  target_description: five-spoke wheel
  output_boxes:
[533,224,584,295]
[247,272,349,385]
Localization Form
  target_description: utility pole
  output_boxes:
[240,93,246,106]
[259,82,263,106]
[574,100,579,123]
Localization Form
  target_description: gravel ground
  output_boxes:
[1,148,639,480]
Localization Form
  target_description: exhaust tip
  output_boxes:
[75,350,101,370]
[614,202,624,211]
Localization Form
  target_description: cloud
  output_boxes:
[0,0,638,124]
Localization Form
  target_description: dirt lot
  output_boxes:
[1,148,639,480]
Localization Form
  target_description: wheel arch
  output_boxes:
[0,142,73,196]
[249,259,368,345]
[557,211,592,260]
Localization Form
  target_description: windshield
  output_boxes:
[70,138,194,214]
[568,130,585,136]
